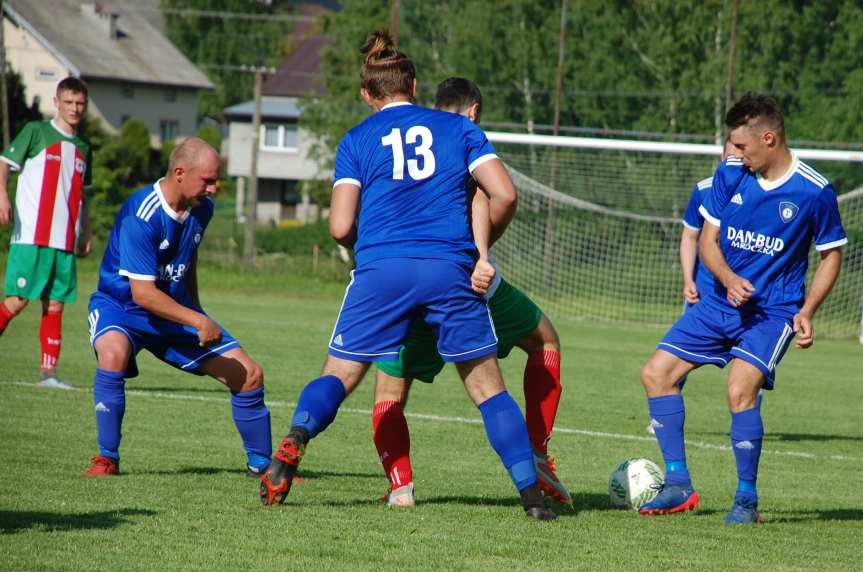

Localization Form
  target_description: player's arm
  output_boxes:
[76,195,93,257]
[793,247,842,349]
[680,227,699,303]
[699,223,754,307]
[129,279,221,347]
[329,183,359,248]
[0,160,10,225]
[470,185,495,294]
[471,159,517,243]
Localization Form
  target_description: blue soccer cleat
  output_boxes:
[638,483,699,515]
[724,499,763,524]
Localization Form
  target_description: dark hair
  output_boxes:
[725,92,784,138]
[56,76,88,98]
[434,77,482,118]
[360,30,415,100]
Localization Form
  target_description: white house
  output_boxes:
[3,0,213,144]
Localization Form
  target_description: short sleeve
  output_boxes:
[812,186,847,251]
[462,119,498,173]
[699,158,745,226]
[682,185,704,230]
[1,122,36,171]
[333,133,361,189]
[118,216,159,280]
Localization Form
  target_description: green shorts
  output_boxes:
[3,243,77,302]
[377,278,543,383]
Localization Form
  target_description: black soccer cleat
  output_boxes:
[525,506,559,521]
[259,432,305,506]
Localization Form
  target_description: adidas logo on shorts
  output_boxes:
[332,334,344,346]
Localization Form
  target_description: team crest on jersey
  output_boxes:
[75,158,86,174]
[194,233,202,244]
[779,201,799,223]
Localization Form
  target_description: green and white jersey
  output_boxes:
[1,119,92,252]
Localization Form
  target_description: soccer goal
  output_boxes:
[487,132,863,340]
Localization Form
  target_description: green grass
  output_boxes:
[2,261,863,570]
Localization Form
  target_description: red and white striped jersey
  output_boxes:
[1,119,92,252]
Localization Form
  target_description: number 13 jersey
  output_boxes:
[333,102,498,266]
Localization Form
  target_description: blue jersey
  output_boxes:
[96,181,213,311]
[333,102,497,266]
[682,176,714,298]
[699,155,847,318]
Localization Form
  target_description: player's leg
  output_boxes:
[83,329,133,476]
[373,369,415,506]
[199,347,272,477]
[0,295,28,334]
[261,356,369,505]
[1,244,38,335]
[37,299,68,388]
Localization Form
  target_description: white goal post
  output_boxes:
[486,131,863,340]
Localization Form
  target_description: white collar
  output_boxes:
[50,119,74,138]
[381,101,413,111]
[756,153,798,191]
[154,179,190,223]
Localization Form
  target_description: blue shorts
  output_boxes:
[87,292,240,379]
[328,258,497,363]
[658,301,794,389]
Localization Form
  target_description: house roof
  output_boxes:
[4,0,213,89]
[223,96,301,122]
[262,34,329,98]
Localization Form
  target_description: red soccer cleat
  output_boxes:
[259,433,305,506]
[82,455,119,476]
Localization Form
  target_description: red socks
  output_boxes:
[523,350,562,455]
[0,303,13,335]
[39,310,63,372]
[372,400,413,488]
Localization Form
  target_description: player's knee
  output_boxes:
[97,346,130,372]
[640,360,665,392]
[5,297,28,315]
[244,361,264,390]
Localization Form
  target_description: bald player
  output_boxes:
[82,138,272,478]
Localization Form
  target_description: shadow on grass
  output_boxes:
[0,508,156,534]
[137,467,378,480]
[767,508,863,523]
[698,431,863,443]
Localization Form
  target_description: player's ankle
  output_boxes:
[519,483,545,511]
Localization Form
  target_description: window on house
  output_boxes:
[260,123,298,151]
[160,120,179,142]
[164,88,178,102]
[121,84,135,98]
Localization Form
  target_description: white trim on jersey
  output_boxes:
[50,119,74,138]
[119,269,157,281]
[155,179,190,223]
[757,153,798,191]
[797,161,829,187]
[136,190,160,220]
[381,101,413,110]
[468,153,498,173]
[698,204,720,227]
[815,237,848,251]
[0,155,21,171]
[333,177,361,189]
[696,176,713,190]
[682,219,701,230]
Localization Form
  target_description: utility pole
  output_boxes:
[243,66,263,264]
[542,0,566,286]
[724,0,739,115]
[0,0,9,148]
[390,0,399,46]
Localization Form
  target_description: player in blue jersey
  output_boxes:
[82,138,272,478]
[639,94,846,524]
[259,31,556,521]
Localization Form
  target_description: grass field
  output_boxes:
[2,259,863,570]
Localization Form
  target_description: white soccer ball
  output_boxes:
[608,458,664,510]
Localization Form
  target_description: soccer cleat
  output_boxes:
[646,423,656,434]
[724,499,763,525]
[82,455,119,476]
[378,483,416,507]
[638,483,699,515]
[259,433,305,506]
[525,506,558,521]
[534,452,573,507]
[37,376,73,390]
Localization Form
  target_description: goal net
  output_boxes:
[488,132,863,340]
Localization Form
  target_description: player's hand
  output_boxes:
[195,316,223,347]
[75,232,92,258]
[471,258,495,295]
[793,312,814,349]
[682,280,699,304]
[0,193,11,226]
[725,274,755,307]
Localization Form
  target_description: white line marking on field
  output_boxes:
[5,381,861,464]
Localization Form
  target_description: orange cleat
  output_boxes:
[82,455,119,476]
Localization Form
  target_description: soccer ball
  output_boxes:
[608,458,663,510]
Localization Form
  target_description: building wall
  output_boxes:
[226,121,322,180]
[3,17,69,113]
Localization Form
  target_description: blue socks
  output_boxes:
[648,395,690,485]
[731,405,764,504]
[290,375,346,439]
[478,391,537,491]
[231,387,272,470]
[93,369,126,460]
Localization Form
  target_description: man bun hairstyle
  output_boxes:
[360,30,415,100]
[56,76,88,98]
[725,92,784,140]
[434,77,482,118]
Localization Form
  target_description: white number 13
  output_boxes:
[381,126,436,180]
